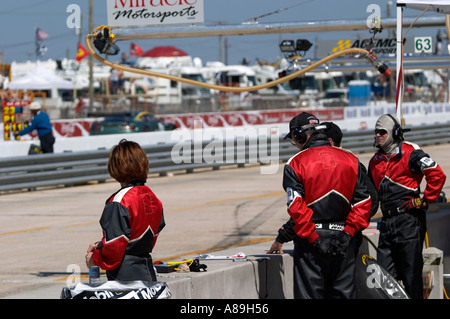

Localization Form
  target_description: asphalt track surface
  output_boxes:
[0,143,449,299]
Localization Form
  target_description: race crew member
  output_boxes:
[86,139,166,282]
[368,114,446,299]
[268,122,378,255]
[283,112,372,299]
[16,101,55,153]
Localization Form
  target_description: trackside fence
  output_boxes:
[0,124,449,192]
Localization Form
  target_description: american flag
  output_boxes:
[36,28,49,42]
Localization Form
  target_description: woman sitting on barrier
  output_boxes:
[85,139,166,282]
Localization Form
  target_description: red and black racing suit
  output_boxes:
[275,159,378,261]
[93,182,165,282]
[284,134,372,298]
[369,141,446,299]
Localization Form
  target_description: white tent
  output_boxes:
[397,0,450,13]
[395,0,450,123]
[8,65,74,90]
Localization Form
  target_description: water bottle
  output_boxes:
[89,266,100,284]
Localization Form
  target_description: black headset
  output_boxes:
[292,127,307,143]
[292,125,317,144]
[386,114,408,141]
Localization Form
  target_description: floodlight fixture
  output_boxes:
[296,39,312,52]
[279,40,296,53]
[93,26,120,56]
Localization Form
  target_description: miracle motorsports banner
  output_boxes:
[106,0,204,28]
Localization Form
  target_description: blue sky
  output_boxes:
[0,0,444,65]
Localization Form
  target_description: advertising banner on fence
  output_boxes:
[316,36,419,56]
[106,0,204,28]
[158,109,345,129]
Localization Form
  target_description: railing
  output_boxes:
[1,123,449,192]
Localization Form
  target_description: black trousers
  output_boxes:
[377,209,427,299]
[39,133,55,153]
[106,255,157,282]
[293,229,358,299]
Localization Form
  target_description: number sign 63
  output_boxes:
[415,36,432,53]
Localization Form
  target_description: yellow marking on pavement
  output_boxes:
[168,191,284,212]
[2,192,283,239]
[0,226,51,237]
[64,221,98,228]
[1,191,284,237]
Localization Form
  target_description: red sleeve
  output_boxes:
[283,164,319,243]
[288,195,319,243]
[423,164,446,203]
[409,148,447,204]
[344,162,372,236]
[92,202,131,270]
[344,197,371,236]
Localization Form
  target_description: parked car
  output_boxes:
[318,88,349,107]
[89,112,176,135]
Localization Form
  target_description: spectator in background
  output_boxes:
[16,101,55,153]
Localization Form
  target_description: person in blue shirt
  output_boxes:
[17,102,55,153]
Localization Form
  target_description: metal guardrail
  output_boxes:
[0,123,449,192]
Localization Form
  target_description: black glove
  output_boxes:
[189,258,207,272]
[312,237,330,255]
[328,231,351,257]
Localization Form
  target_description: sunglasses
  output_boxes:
[374,129,388,135]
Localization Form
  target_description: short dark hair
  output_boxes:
[320,122,343,147]
[108,139,149,184]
